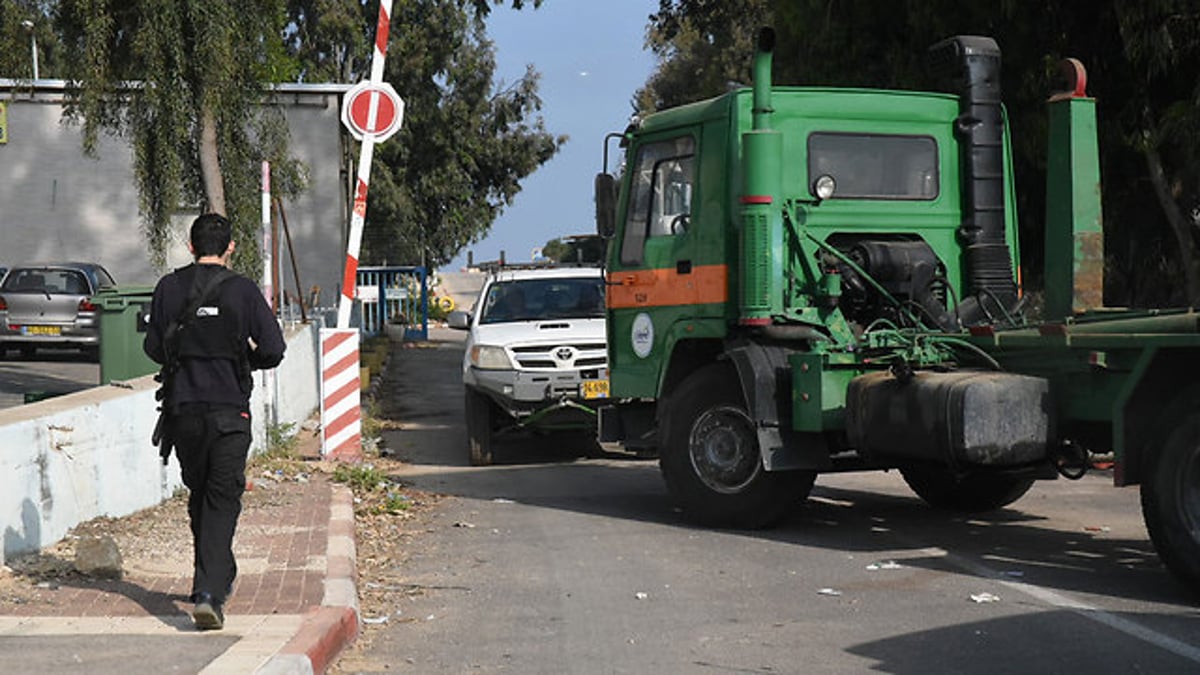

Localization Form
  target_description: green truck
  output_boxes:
[594,29,1200,596]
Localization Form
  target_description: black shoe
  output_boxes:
[192,593,224,631]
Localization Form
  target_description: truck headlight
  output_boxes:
[470,344,512,370]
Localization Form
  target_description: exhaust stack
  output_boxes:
[738,28,784,326]
[930,36,1019,327]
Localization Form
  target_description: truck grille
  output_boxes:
[511,342,607,371]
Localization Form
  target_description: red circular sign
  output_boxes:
[341,81,404,141]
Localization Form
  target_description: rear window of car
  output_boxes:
[2,268,93,294]
[480,277,605,324]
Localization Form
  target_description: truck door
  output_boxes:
[607,133,697,398]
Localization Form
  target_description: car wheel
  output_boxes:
[465,387,495,466]
[659,362,816,529]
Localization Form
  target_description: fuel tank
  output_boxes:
[846,370,1051,467]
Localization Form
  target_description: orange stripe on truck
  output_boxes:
[607,264,728,309]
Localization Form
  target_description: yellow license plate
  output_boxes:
[24,325,61,336]
[582,379,609,399]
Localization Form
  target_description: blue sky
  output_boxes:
[446,0,659,270]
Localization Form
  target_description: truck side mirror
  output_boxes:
[594,173,617,239]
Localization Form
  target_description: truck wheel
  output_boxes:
[1141,402,1200,597]
[465,388,495,466]
[660,362,815,529]
[900,465,1034,512]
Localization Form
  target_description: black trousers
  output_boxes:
[171,404,252,605]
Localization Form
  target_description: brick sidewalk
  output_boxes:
[0,474,330,620]
[0,432,358,674]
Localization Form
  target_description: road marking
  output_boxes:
[927,547,1200,664]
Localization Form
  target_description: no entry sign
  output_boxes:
[340,80,404,142]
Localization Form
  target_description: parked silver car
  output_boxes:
[0,262,116,359]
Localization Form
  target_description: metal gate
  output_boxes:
[356,266,428,340]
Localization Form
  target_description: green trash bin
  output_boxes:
[95,286,158,384]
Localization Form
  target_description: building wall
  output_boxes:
[0,83,350,313]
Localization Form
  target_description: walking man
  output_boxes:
[144,213,286,630]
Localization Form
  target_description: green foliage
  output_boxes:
[379,491,410,515]
[332,462,387,492]
[282,0,563,269]
[542,237,569,262]
[12,0,553,277]
[265,421,299,457]
[542,235,606,264]
[332,462,410,514]
[645,0,1200,307]
[53,0,306,276]
[0,1,60,80]
[356,0,566,267]
[360,395,384,442]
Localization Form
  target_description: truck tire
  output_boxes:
[900,464,1034,512]
[465,388,495,466]
[1141,397,1200,597]
[660,362,815,529]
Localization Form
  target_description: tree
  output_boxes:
[0,1,60,80]
[542,235,604,264]
[361,1,563,268]
[53,0,305,276]
[283,0,559,269]
[18,0,553,276]
[644,1,1200,307]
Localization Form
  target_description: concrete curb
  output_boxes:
[256,484,358,674]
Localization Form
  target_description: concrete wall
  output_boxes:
[0,322,320,565]
[0,83,351,309]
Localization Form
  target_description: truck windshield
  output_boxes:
[480,277,606,324]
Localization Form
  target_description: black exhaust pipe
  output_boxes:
[930,36,1019,327]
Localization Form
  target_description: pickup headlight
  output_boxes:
[469,344,512,370]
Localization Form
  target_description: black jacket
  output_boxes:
[144,263,286,410]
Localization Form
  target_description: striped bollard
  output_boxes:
[320,328,362,460]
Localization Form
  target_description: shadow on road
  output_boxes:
[845,609,1200,674]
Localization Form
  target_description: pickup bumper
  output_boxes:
[467,367,608,428]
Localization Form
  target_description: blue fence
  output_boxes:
[356,266,428,340]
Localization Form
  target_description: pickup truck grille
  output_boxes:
[511,342,607,371]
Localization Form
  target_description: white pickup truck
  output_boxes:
[448,266,608,465]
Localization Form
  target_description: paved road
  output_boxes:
[334,329,1200,674]
[0,349,99,409]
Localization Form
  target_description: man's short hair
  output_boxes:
[190,213,233,257]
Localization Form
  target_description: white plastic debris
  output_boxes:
[634,592,649,600]
[970,592,1001,603]
[492,498,515,504]
[866,560,903,571]
[817,588,843,597]
[362,614,390,625]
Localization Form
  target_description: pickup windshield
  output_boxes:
[480,277,605,324]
